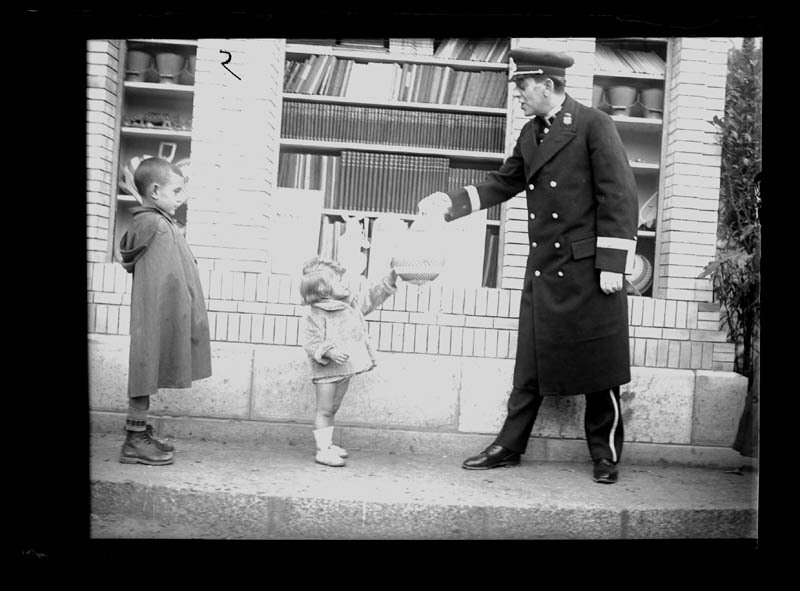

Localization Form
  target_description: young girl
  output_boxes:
[299,256,398,467]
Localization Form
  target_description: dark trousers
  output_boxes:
[494,386,624,463]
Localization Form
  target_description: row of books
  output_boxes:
[278,150,501,219]
[281,102,506,152]
[317,216,500,286]
[434,38,509,63]
[595,45,666,76]
[284,56,508,107]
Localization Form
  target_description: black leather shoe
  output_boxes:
[462,444,521,470]
[593,458,618,483]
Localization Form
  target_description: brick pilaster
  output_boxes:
[655,37,729,302]
[189,38,285,274]
[86,39,122,263]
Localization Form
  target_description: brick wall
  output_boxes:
[188,39,285,274]
[86,40,122,262]
[656,37,729,302]
[87,262,733,371]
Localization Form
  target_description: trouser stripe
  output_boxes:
[608,389,620,463]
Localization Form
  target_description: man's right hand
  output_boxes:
[417,192,452,217]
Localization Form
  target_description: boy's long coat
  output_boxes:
[119,206,212,397]
[446,95,638,395]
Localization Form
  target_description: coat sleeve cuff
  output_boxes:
[313,343,335,364]
[595,237,636,274]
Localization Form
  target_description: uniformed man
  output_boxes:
[418,47,638,483]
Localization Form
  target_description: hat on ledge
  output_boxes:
[509,48,575,80]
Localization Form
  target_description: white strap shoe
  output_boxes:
[315,446,346,467]
[329,444,349,458]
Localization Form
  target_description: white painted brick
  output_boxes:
[497,289,510,317]
[462,328,475,356]
[262,316,276,344]
[503,267,526,279]
[497,330,510,358]
[505,231,530,245]
[462,288,476,315]
[630,297,644,326]
[465,316,494,328]
[451,327,463,356]
[501,277,524,291]
[439,326,452,355]
[273,316,287,344]
[451,288,465,314]
[392,323,405,352]
[285,316,299,346]
[414,324,428,353]
[378,322,392,350]
[426,326,440,354]
[504,243,530,257]
[266,303,294,316]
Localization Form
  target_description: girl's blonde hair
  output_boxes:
[299,256,347,304]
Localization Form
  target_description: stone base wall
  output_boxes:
[89,334,747,449]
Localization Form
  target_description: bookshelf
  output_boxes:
[112,39,197,255]
[279,38,510,288]
[593,37,669,297]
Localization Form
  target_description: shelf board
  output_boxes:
[280,139,505,162]
[323,208,417,221]
[594,70,665,81]
[630,161,660,171]
[121,126,193,140]
[612,115,663,130]
[128,38,198,46]
[285,43,509,71]
[283,93,506,115]
[637,230,656,238]
[123,81,195,98]
[321,208,499,227]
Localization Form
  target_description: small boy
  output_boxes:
[117,157,212,465]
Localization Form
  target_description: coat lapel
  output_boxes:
[526,95,579,180]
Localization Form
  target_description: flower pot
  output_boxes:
[639,87,664,110]
[156,52,185,84]
[179,54,196,85]
[592,84,605,108]
[125,50,152,82]
[606,85,638,108]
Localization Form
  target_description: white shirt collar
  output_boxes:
[546,94,566,120]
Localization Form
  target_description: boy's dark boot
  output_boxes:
[145,423,175,452]
[120,420,174,465]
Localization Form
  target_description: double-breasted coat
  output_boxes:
[119,206,212,398]
[445,95,638,396]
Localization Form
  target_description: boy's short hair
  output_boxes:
[134,157,184,198]
[299,256,346,304]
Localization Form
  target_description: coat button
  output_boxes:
[530,213,536,220]
[544,128,550,134]
[534,270,541,277]
[531,241,538,248]
[552,212,559,219]
[557,271,564,277]
[528,183,535,191]
[554,242,561,248]
[550,180,557,188]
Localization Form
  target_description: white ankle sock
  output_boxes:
[313,426,334,450]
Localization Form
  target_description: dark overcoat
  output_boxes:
[119,206,212,397]
[446,95,638,395]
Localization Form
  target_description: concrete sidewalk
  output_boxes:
[90,431,758,540]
